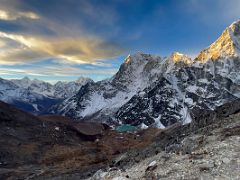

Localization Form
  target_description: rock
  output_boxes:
[165,144,181,153]
[161,153,171,162]
[55,126,60,131]
[112,177,129,180]
[181,135,205,154]
[148,160,157,167]
[0,161,7,166]
[91,170,107,180]
[113,153,128,166]
[146,160,157,171]
[222,157,231,164]
[198,162,214,171]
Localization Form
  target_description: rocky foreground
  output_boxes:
[91,109,240,180]
[0,99,240,179]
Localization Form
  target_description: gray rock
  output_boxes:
[222,158,231,164]
[146,160,158,171]
[198,162,215,171]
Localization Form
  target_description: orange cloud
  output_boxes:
[0,32,124,65]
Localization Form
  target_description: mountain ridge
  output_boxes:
[196,20,240,62]
[52,20,240,128]
[2,20,240,128]
[0,76,93,114]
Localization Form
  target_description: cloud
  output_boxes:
[0,9,39,21]
[0,48,49,65]
[0,31,124,64]
[0,1,125,65]
[0,65,118,77]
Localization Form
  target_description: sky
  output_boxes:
[0,0,240,83]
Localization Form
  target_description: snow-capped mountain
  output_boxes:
[196,20,240,62]
[0,77,93,114]
[11,77,54,97]
[52,52,193,125]
[51,53,166,123]
[53,77,93,98]
[11,76,93,98]
[52,20,240,128]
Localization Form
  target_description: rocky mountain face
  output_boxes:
[196,20,240,61]
[0,77,93,114]
[53,20,240,128]
[51,53,166,123]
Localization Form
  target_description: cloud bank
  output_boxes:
[0,0,124,65]
[0,31,124,64]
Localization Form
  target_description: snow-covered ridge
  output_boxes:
[2,20,240,128]
[52,52,195,123]
[10,76,93,98]
[169,52,192,64]
[0,77,93,114]
[52,20,240,128]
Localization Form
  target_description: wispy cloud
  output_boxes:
[0,31,124,64]
[0,65,118,77]
[0,9,39,21]
[0,0,125,66]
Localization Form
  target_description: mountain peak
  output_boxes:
[75,77,93,84]
[124,52,158,65]
[22,76,30,81]
[169,52,192,64]
[196,20,240,62]
[229,19,240,33]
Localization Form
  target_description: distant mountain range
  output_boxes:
[1,20,240,128]
[0,76,93,114]
[51,20,240,127]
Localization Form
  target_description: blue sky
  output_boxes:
[0,0,240,83]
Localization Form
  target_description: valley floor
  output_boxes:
[89,110,240,180]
